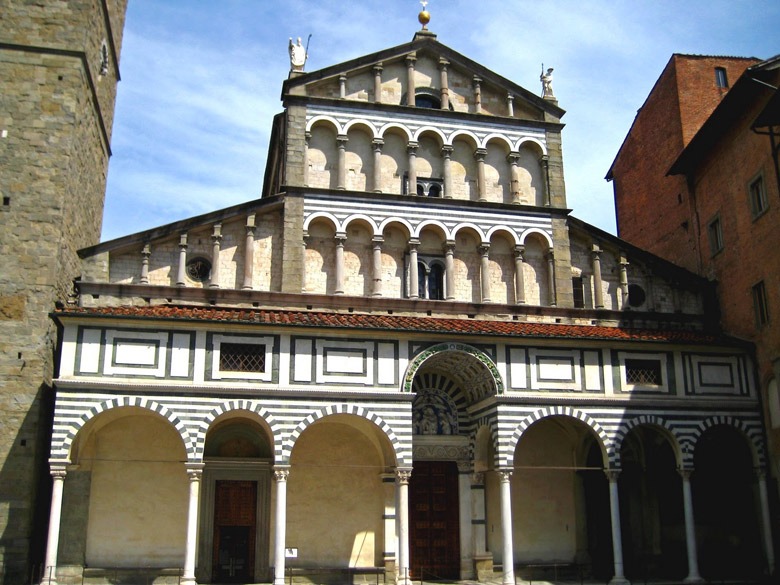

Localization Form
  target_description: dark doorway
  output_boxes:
[213,480,257,582]
[410,461,460,580]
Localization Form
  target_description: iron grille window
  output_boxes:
[625,359,662,386]
[219,343,265,373]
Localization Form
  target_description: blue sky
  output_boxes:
[102,0,780,241]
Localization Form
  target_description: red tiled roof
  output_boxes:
[54,305,730,345]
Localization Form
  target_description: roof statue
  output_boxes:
[540,65,555,99]
[288,36,307,72]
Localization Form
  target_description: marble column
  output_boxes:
[441,145,453,198]
[182,463,204,585]
[373,63,383,103]
[678,469,703,583]
[475,148,487,201]
[506,93,514,117]
[273,468,289,585]
[540,155,551,206]
[334,233,346,295]
[42,464,68,585]
[339,73,347,98]
[209,223,222,289]
[303,131,311,186]
[439,58,450,110]
[618,254,629,309]
[591,244,604,308]
[444,240,456,300]
[176,234,188,286]
[408,239,420,299]
[336,134,348,190]
[397,469,412,585]
[372,236,384,297]
[242,215,256,290]
[756,469,776,576]
[473,76,482,114]
[140,242,151,284]
[406,54,417,107]
[479,243,491,303]
[372,138,384,193]
[407,142,419,195]
[605,470,629,585]
[546,248,557,307]
[508,152,521,204]
[499,469,514,585]
[513,245,526,305]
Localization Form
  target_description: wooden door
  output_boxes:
[409,461,460,580]
[213,480,257,582]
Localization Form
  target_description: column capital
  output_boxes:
[507,151,520,164]
[474,148,487,161]
[336,134,349,146]
[178,233,188,249]
[498,469,513,482]
[339,73,348,83]
[539,154,550,165]
[619,253,629,267]
[407,141,419,154]
[405,53,417,65]
[443,240,456,254]
[141,242,151,258]
[478,243,490,257]
[211,223,222,242]
[245,213,256,229]
[514,245,525,259]
[507,93,514,104]
[678,467,694,481]
[604,468,621,482]
[372,235,384,246]
[335,232,347,245]
[408,238,421,250]
[396,468,413,484]
[591,244,602,258]
[472,75,482,88]
[373,63,384,74]
[185,462,204,480]
[273,467,290,482]
[304,130,312,142]
[438,57,450,69]
[440,144,454,157]
[372,137,384,149]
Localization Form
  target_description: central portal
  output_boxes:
[410,461,460,580]
[212,480,257,583]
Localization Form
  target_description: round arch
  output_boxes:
[343,118,379,138]
[485,225,521,246]
[689,415,765,467]
[519,228,554,248]
[306,115,342,134]
[451,222,488,243]
[200,401,282,461]
[282,403,408,467]
[515,137,548,156]
[303,211,341,233]
[504,407,612,469]
[481,133,514,152]
[402,342,504,396]
[58,397,194,462]
[378,122,413,142]
[613,415,684,468]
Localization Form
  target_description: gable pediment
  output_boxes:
[284,34,563,123]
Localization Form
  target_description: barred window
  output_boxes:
[625,359,662,386]
[219,343,266,373]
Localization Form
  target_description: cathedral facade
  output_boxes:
[40,21,774,585]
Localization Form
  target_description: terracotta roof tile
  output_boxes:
[53,305,731,346]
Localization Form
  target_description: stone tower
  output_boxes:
[0,1,128,581]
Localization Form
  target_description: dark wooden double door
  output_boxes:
[213,480,257,583]
[409,461,460,580]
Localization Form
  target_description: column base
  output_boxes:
[609,577,631,585]
[683,576,704,584]
[180,578,198,585]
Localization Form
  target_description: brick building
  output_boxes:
[0,1,127,582]
[608,52,780,566]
